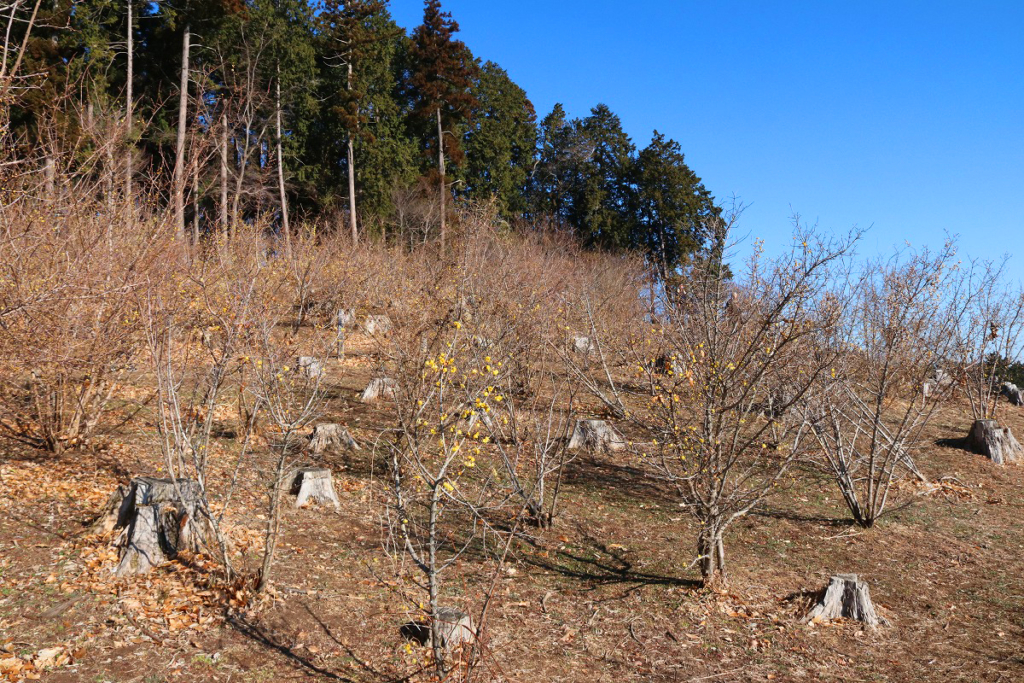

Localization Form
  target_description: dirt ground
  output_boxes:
[1,331,1023,683]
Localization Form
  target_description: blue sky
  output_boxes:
[390,0,1023,271]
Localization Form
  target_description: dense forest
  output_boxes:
[0,0,719,275]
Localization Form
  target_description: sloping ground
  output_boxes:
[1,331,1022,682]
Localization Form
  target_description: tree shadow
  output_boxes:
[560,453,677,506]
[936,436,975,455]
[521,524,700,594]
[227,609,370,683]
[750,506,856,527]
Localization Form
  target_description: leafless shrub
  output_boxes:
[0,198,164,453]
[638,217,857,586]
[805,242,963,527]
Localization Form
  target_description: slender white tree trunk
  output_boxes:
[346,62,358,243]
[192,158,200,242]
[275,65,290,254]
[124,0,133,211]
[436,107,446,251]
[220,113,229,233]
[173,24,191,238]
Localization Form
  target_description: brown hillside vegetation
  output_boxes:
[1,198,1023,683]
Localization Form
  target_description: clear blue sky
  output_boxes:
[390,0,1023,271]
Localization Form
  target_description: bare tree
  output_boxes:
[946,257,1024,420]
[641,218,857,585]
[805,243,962,527]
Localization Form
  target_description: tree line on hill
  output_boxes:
[0,0,719,277]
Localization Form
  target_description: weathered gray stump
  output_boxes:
[117,504,168,576]
[336,308,356,328]
[336,309,355,358]
[1001,382,1024,406]
[966,419,1023,465]
[290,467,341,510]
[923,369,953,399]
[806,574,888,627]
[433,607,474,650]
[360,377,397,403]
[567,419,625,453]
[297,356,324,379]
[89,484,128,534]
[107,477,216,577]
[364,315,392,336]
[572,335,595,355]
[401,607,475,655]
[307,424,359,454]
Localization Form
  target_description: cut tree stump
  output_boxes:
[108,477,217,577]
[307,424,359,454]
[572,335,595,355]
[567,419,625,453]
[361,377,397,403]
[364,315,392,336]
[433,607,474,651]
[806,574,888,627]
[966,419,1023,465]
[336,308,356,328]
[290,467,341,510]
[89,484,127,534]
[116,505,167,576]
[1001,382,1024,406]
[297,356,324,379]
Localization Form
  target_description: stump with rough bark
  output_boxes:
[336,310,355,358]
[364,315,392,336]
[567,419,625,453]
[290,467,341,510]
[806,573,888,627]
[572,335,595,355]
[336,309,356,328]
[966,419,1023,465]
[433,607,474,650]
[307,424,359,454]
[297,356,324,379]
[361,377,397,403]
[1001,382,1024,406]
[89,484,127,534]
[400,607,475,653]
[107,477,217,577]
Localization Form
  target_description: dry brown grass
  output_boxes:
[0,196,1022,682]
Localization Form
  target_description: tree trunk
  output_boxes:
[191,157,200,242]
[436,107,446,251]
[43,155,54,196]
[124,0,133,211]
[220,113,228,232]
[258,451,288,592]
[275,64,290,255]
[173,24,190,239]
[346,62,358,243]
[697,523,726,587]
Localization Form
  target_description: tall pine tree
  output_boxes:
[463,61,537,218]
[407,0,477,249]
